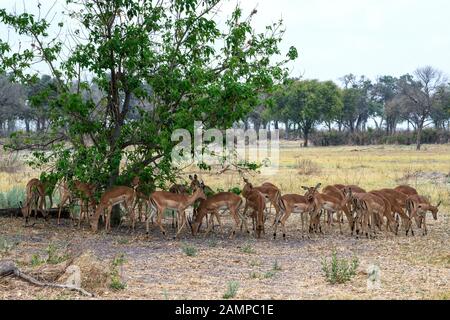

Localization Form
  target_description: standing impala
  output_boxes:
[90,186,136,233]
[22,178,48,224]
[242,180,266,238]
[406,195,441,235]
[148,185,207,239]
[242,178,281,224]
[303,184,348,235]
[188,192,244,238]
[273,193,312,240]
[57,180,97,226]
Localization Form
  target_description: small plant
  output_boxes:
[250,272,260,279]
[249,259,261,267]
[30,254,45,267]
[208,239,218,248]
[272,260,282,271]
[240,243,256,254]
[322,250,359,285]
[223,281,239,299]
[182,244,198,257]
[112,253,127,267]
[0,237,16,254]
[110,253,127,291]
[117,237,130,245]
[264,271,276,279]
[46,244,69,265]
[296,159,321,176]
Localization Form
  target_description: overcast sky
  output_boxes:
[1,0,449,83]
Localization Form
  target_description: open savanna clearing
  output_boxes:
[0,143,449,300]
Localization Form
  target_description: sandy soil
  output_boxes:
[1,211,449,300]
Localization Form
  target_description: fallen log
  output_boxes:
[0,207,71,219]
[0,260,94,297]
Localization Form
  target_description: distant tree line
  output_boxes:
[243,66,450,150]
[2,66,450,150]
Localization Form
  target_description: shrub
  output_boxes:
[182,244,197,257]
[110,254,127,291]
[223,281,239,299]
[0,237,16,254]
[296,159,321,175]
[322,250,359,285]
[46,244,70,265]
[240,243,256,254]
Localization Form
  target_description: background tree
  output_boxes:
[397,67,447,150]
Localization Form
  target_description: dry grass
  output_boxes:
[0,143,449,300]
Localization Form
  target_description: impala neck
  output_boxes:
[187,189,202,207]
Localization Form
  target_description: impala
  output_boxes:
[242,180,267,238]
[377,188,414,236]
[369,191,399,234]
[188,192,244,238]
[147,185,207,239]
[242,178,281,224]
[22,178,47,224]
[406,195,441,235]
[90,186,136,233]
[273,194,311,240]
[303,184,349,235]
[394,185,419,197]
[57,180,97,226]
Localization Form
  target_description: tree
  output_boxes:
[339,75,373,133]
[0,74,25,135]
[277,79,341,147]
[372,75,399,133]
[0,1,297,222]
[398,67,447,150]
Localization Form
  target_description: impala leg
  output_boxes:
[174,210,187,240]
[230,212,242,239]
[215,211,224,234]
[280,209,292,240]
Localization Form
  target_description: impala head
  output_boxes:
[189,174,200,189]
[302,183,321,201]
[192,184,207,201]
[89,206,102,233]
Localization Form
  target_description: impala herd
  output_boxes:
[19,174,442,240]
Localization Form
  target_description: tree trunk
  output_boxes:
[274,121,279,130]
[416,125,423,151]
[303,128,309,148]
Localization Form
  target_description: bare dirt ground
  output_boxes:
[1,212,449,300]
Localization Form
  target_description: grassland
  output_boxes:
[0,143,449,300]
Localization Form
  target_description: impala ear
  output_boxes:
[315,183,322,190]
[19,201,23,209]
[194,174,198,180]
[189,175,193,181]
[437,201,442,208]
[301,186,309,191]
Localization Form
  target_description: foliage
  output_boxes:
[222,281,239,299]
[181,244,197,257]
[0,1,297,202]
[240,243,255,254]
[322,250,359,285]
[110,253,127,291]
[0,187,25,209]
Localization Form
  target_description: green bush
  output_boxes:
[322,250,359,285]
[182,244,197,257]
[110,254,127,291]
[223,281,239,299]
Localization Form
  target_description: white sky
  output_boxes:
[1,0,449,83]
